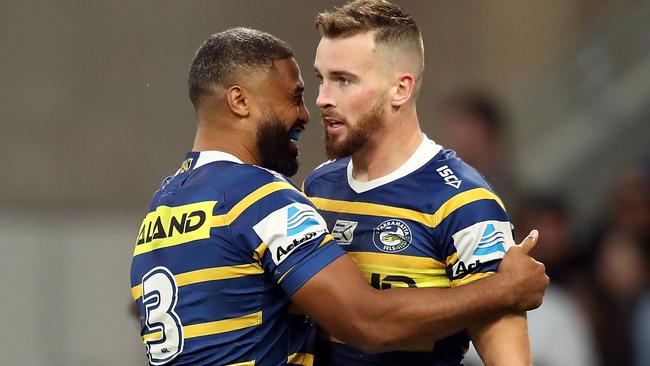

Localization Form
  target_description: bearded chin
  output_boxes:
[324,102,384,160]
[256,116,299,177]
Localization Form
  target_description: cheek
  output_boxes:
[344,89,378,115]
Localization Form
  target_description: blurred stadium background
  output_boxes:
[1,1,648,365]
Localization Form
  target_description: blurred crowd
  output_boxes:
[439,92,650,366]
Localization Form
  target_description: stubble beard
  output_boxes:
[324,100,385,160]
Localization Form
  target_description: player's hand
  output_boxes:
[497,230,549,312]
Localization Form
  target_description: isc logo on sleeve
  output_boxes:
[436,165,462,189]
[253,203,328,264]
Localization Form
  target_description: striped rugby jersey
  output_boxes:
[303,136,515,366]
[130,151,345,366]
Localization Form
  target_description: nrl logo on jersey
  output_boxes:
[332,220,358,245]
[436,165,462,189]
[372,219,412,253]
[178,158,193,173]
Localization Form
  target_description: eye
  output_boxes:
[316,75,323,85]
[291,93,304,107]
[338,77,351,87]
[293,94,304,106]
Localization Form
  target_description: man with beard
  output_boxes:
[303,1,535,365]
[130,28,547,366]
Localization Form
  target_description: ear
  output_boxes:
[391,73,415,108]
[225,85,250,117]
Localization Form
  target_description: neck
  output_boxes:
[192,117,259,165]
[351,110,423,181]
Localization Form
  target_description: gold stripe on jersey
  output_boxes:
[212,181,298,227]
[253,242,269,262]
[348,251,446,270]
[356,264,450,288]
[436,188,506,224]
[141,311,262,342]
[309,187,505,228]
[451,272,495,287]
[319,234,334,247]
[446,252,459,266]
[131,263,263,300]
[133,201,217,257]
[184,311,262,338]
[277,266,294,284]
[288,352,314,366]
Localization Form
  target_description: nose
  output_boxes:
[316,83,335,109]
[297,102,310,125]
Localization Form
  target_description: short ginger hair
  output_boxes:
[315,0,424,98]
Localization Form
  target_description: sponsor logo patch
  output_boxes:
[453,259,483,278]
[253,203,327,264]
[450,220,514,277]
[474,224,506,256]
[287,206,320,236]
[136,201,215,247]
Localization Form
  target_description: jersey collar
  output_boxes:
[346,134,442,193]
[178,150,244,174]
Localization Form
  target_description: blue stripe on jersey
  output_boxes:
[130,230,253,278]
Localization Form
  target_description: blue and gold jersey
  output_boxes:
[130,151,345,366]
[303,136,515,366]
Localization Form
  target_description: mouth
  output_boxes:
[323,117,345,133]
[287,123,305,156]
[288,123,305,142]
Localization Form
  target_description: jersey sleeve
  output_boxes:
[229,182,346,296]
[436,189,516,287]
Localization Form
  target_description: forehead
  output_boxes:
[314,32,377,73]
[263,57,303,91]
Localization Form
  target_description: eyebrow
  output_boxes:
[314,68,358,80]
[292,84,304,96]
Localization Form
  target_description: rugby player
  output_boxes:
[130,27,548,366]
[304,1,537,365]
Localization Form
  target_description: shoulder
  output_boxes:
[430,148,493,191]
[418,148,501,206]
[197,163,302,210]
[208,162,297,189]
[302,158,349,194]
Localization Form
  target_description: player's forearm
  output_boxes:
[359,274,515,352]
[293,255,521,354]
[468,312,531,366]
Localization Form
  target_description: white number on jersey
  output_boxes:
[141,266,184,365]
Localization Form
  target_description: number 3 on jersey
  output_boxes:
[141,266,184,365]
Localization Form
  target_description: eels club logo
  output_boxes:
[372,219,412,253]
